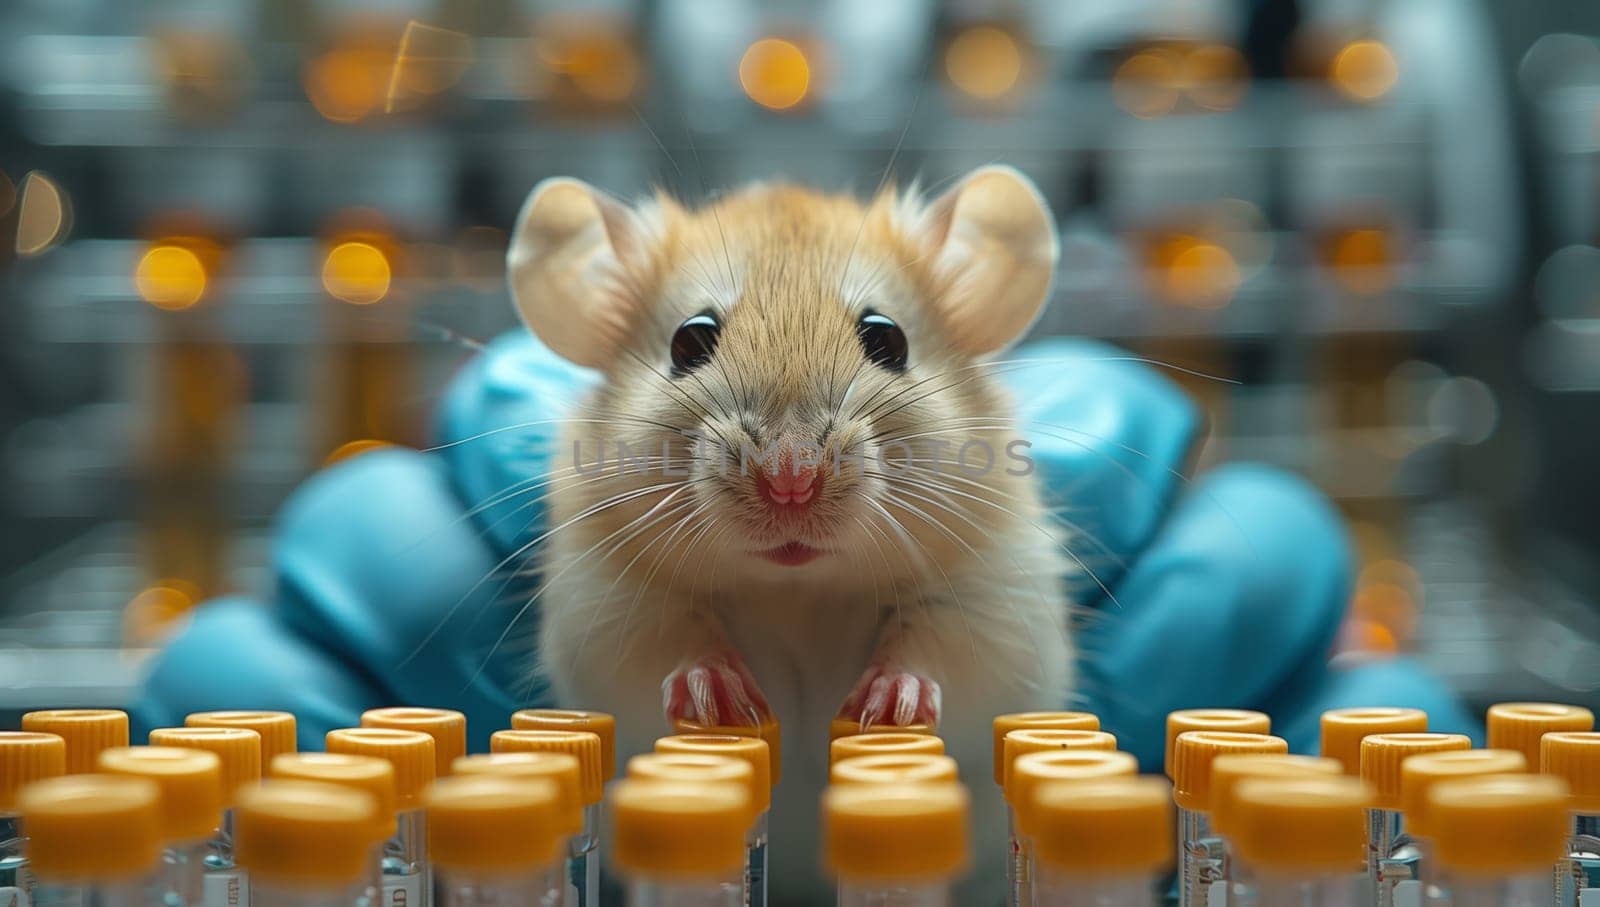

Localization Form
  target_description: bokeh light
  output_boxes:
[136,243,209,310]
[322,241,392,305]
[944,25,1025,103]
[1113,49,1183,118]
[386,21,474,113]
[534,17,639,107]
[15,171,71,256]
[325,438,392,466]
[1149,233,1241,308]
[740,38,812,111]
[1331,40,1400,102]
[1324,227,1397,295]
[123,579,200,646]
[1184,44,1250,112]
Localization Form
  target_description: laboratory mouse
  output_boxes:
[508,165,1072,903]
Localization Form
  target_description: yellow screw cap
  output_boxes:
[426,775,565,872]
[1172,732,1288,811]
[186,712,297,771]
[361,707,467,777]
[656,735,773,813]
[1542,732,1600,813]
[830,718,935,741]
[831,753,960,786]
[1428,774,1571,875]
[452,752,585,835]
[512,709,617,780]
[1002,730,1118,788]
[1164,710,1270,777]
[325,728,435,809]
[674,717,783,785]
[0,732,66,812]
[148,727,262,805]
[627,753,757,822]
[22,710,130,775]
[1319,708,1428,774]
[1229,776,1373,873]
[1208,754,1343,837]
[271,753,398,839]
[1030,777,1173,874]
[1486,702,1595,768]
[1008,750,1139,836]
[97,746,223,843]
[491,729,603,805]
[1358,733,1472,810]
[611,779,751,878]
[992,712,1100,786]
[1399,749,1526,839]
[234,780,377,885]
[830,733,945,766]
[823,782,970,882]
[19,774,162,880]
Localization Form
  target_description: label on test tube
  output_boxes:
[383,875,424,907]
[204,869,248,907]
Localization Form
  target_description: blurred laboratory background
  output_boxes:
[2,0,1599,720]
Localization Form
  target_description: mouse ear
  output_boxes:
[914,166,1058,356]
[507,177,664,368]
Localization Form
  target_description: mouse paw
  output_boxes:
[662,652,772,728]
[836,665,941,729]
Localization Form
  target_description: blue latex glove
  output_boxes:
[133,333,1479,762]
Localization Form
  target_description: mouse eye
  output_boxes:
[856,312,907,372]
[670,313,721,376]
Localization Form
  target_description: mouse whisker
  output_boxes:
[859,497,980,665]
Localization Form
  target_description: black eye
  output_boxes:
[856,312,907,372]
[671,313,721,376]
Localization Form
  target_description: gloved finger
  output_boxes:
[274,447,549,750]
[130,597,387,750]
[434,332,599,556]
[1076,463,1353,769]
[1004,338,1203,597]
[1264,656,1485,753]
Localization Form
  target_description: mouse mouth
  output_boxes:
[757,541,825,567]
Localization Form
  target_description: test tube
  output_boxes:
[326,728,436,907]
[0,732,66,907]
[830,733,944,766]
[234,780,380,907]
[271,752,401,906]
[361,708,468,779]
[823,781,970,906]
[1319,708,1428,775]
[655,735,775,907]
[22,710,131,774]
[830,719,934,746]
[831,754,960,786]
[1427,774,1571,907]
[999,727,1119,907]
[98,746,226,907]
[1486,703,1595,770]
[1164,710,1270,780]
[1398,749,1527,889]
[992,712,1100,786]
[1358,732,1471,907]
[1029,777,1173,907]
[676,718,784,786]
[510,711,617,782]
[490,729,604,906]
[1540,732,1600,907]
[186,711,299,772]
[427,775,566,907]
[1171,731,1287,907]
[1227,776,1373,907]
[21,775,163,906]
[150,725,264,907]
[612,779,751,907]
[452,753,584,905]
[1008,748,1140,903]
[1205,754,1343,857]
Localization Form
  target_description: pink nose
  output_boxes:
[760,464,819,506]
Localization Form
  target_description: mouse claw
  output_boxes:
[837,665,941,729]
[662,651,771,728]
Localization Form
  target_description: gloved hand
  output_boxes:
[133,332,1480,762]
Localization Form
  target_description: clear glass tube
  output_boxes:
[253,878,369,907]
[626,868,742,907]
[437,864,562,907]
[835,880,949,907]
[1238,867,1362,907]
[1364,808,1421,907]
[744,811,768,907]
[204,808,249,907]
[1439,869,1550,907]
[34,874,157,907]
[0,814,38,907]
[162,838,209,907]
[1006,805,1032,907]
[566,803,599,907]
[1035,869,1153,907]
[380,808,429,907]
[1557,814,1600,907]
[1179,808,1226,907]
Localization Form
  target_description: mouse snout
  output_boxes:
[756,460,820,507]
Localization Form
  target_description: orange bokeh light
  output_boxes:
[1324,227,1396,295]
[1330,40,1399,102]
[1113,49,1183,119]
[325,438,392,466]
[136,243,209,310]
[739,38,812,111]
[1150,233,1241,309]
[322,241,392,305]
[945,25,1025,102]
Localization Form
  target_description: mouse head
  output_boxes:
[508,167,1057,580]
